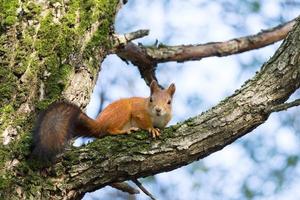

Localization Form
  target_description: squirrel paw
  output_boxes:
[126,127,140,134]
[148,128,160,138]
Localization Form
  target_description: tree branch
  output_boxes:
[132,179,156,200]
[117,42,158,86]
[145,18,296,62]
[113,29,149,48]
[268,98,300,112]
[17,18,300,200]
[116,18,296,86]
[110,182,139,194]
[112,30,157,86]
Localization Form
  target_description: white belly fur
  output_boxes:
[152,115,169,129]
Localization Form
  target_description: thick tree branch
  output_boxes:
[116,18,296,85]
[15,18,300,200]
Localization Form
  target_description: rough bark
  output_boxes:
[0,0,119,199]
[143,18,296,62]
[116,18,296,85]
[46,19,299,200]
[0,1,299,200]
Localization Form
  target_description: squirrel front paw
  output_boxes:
[148,127,161,138]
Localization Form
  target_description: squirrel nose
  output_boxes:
[155,108,162,113]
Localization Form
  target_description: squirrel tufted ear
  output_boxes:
[167,83,176,97]
[150,80,159,94]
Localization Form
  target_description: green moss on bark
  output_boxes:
[23,2,42,19]
[0,0,119,197]
[0,67,17,107]
[1,0,118,110]
[34,0,118,108]
[0,0,19,27]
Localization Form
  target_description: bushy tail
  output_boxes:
[32,101,102,162]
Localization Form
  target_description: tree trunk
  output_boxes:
[0,1,299,199]
[0,0,119,199]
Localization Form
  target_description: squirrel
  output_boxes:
[32,80,176,162]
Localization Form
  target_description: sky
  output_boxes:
[81,1,300,199]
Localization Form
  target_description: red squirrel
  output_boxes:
[32,80,176,162]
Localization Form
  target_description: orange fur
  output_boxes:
[95,80,175,138]
[32,80,175,162]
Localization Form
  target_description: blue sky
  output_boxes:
[81,1,300,199]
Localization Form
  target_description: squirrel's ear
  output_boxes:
[150,80,159,94]
[167,83,176,97]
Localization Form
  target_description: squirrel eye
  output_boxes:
[167,100,171,104]
[150,97,153,102]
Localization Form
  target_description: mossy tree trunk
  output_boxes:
[0,1,300,200]
[0,0,119,199]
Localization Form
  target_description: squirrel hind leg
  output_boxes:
[107,118,140,135]
[107,128,129,135]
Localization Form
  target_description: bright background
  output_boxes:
[80,1,300,199]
